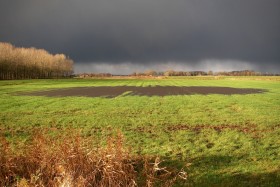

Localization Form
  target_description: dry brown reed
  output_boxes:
[0,130,187,187]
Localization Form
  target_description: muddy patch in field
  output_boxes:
[165,124,280,138]
[165,124,259,134]
[20,86,266,98]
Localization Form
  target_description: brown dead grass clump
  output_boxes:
[0,130,187,187]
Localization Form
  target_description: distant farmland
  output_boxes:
[0,77,279,186]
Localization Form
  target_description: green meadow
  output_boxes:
[1,77,280,186]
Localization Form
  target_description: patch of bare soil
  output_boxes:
[165,124,280,138]
[22,86,266,98]
[166,124,258,133]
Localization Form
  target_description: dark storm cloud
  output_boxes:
[1,0,280,73]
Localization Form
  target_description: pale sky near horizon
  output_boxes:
[1,0,279,74]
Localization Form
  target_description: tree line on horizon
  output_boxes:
[130,69,279,76]
[77,69,279,78]
[0,42,74,80]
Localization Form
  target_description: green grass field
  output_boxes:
[1,77,280,186]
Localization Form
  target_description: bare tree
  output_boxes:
[0,42,74,80]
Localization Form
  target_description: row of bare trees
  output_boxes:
[78,73,112,78]
[130,70,211,76]
[129,69,273,77]
[0,42,74,80]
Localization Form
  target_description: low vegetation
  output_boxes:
[0,130,187,186]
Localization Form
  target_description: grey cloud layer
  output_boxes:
[1,0,279,72]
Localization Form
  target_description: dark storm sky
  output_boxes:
[1,0,280,73]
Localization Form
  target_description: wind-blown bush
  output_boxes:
[0,42,73,79]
